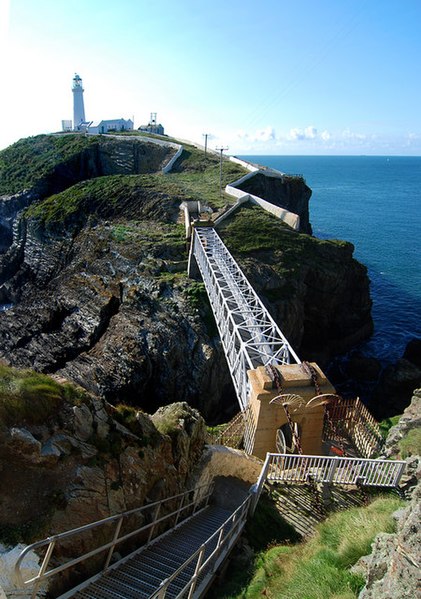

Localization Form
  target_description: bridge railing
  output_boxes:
[324,398,384,458]
[250,452,406,514]
[192,227,299,413]
[15,483,214,598]
[150,494,252,598]
[265,453,406,486]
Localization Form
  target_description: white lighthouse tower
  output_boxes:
[72,73,86,130]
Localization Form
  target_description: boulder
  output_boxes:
[372,360,421,419]
[403,337,421,369]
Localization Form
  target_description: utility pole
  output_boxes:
[216,146,229,197]
[202,133,209,158]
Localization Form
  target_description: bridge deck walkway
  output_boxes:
[67,506,233,599]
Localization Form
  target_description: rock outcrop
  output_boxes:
[0,392,206,545]
[371,339,421,419]
[354,389,421,598]
[235,171,313,234]
[0,380,208,597]
[0,134,373,422]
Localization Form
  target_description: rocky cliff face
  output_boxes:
[236,172,313,234]
[0,134,373,423]
[354,389,421,598]
[0,135,176,254]
[218,204,373,365]
[0,381,206,595]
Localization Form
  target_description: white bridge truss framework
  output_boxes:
[192,227,300,415]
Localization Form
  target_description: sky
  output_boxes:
[1,0,421,155]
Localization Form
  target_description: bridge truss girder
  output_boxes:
[191,226,300,413]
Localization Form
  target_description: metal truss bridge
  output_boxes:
[191,226,300,412]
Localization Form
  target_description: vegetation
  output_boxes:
[0,363,88,426]
[212,495,403,599]
[219,204,352,285]
[112,403,160,447]
[399,427,421,458]
[0,134,97,195]
[378,414,401,439]
[25,174,167,229]
[246,495,300,551]
[169,145,246,210]
[151,403,195,436]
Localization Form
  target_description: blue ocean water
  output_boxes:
[240,155,421,364]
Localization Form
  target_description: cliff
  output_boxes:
[0,364,207,595]
[0,134,373,423]
[354,389,421,598]
[234,171,313,234]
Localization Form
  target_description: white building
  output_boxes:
[72,74,86,131]
[87,119,134,135]
[61,119,72,132]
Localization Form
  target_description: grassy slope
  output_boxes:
[0,134,98,195]
[0,133,246,211]
[218,203,353,289]
[215,495,403,599]
[0,363,88,426]
[15,135,246,231]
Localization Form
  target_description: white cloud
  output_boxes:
[236,126,275,143]
[341,128,366,141]
[288,126,317,141]
[321,130,331,141]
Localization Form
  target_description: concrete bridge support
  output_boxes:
[247,363,335,459]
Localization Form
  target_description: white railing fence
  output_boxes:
[15,483,214,599]
[250,452,406,515]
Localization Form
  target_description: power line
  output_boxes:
[216,146,229,197]
[202,133,210,158]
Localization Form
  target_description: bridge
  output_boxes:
[15,222,407,598]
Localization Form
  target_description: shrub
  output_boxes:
[0,364,87,426]
[399,427,421,458]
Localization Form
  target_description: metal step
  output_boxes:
[70,505,235,599]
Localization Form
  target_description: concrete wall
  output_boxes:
[229,156,260,172]
[217,173,301,230]
[162,144,184,173]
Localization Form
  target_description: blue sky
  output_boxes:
[1,0,420,154]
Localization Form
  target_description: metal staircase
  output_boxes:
[15,484,252,599]
[69,506,233,599]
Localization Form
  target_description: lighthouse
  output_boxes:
[72,74,86,131]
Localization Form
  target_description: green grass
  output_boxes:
[215,495,403,599]
[219,203,353,288]
[0,364,88,426]
[168,146,247,210]
[378,414,401,439]
[399,427,421,458]
[151,402,197,437]
[246,495,300,551]
[0,134,98,195]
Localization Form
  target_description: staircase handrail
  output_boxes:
[15,482,214,594]
[150,494,252,598]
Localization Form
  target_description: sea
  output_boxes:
[240,155,421,366]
